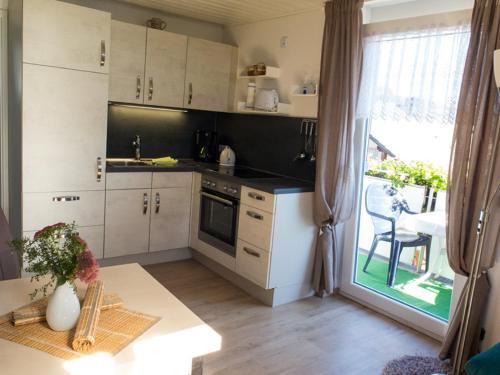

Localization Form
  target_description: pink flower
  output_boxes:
[76,249,99,284]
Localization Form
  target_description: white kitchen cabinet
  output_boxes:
[144,28,187,107]
[104,172,193,258]
[184,38,235,112]
[104,189,151,258]
[23,0,111,73]
[109,20,147,103]
[22,64,108,193]
[149,187,191,252]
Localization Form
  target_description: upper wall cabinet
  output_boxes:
[23,0,111,73]
[144,28,188,108]
[109,22,188,108]
[184,38,235,112]
[109,21,147,104]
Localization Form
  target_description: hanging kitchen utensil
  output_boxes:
[310,120,317,162]
[294,119,308,161]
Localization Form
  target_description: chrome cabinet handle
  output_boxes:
[143,193,149,215]
[136,76,141,99]
[246,210,263,220]
[188,82,193,105]
[243,247,261,258]
[248,192,265,201]
[155,192,160,214]
[96,157,103,182]
[100,40,106,67]
[52,196,80,202]
[148,77,153,100]
[55,231,80,239]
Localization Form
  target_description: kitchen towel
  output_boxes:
[72,280,104,351]
[11,292,123,326]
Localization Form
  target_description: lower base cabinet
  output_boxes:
[104,172,193,258]
[149,187,191,252]
[104,189,151,258]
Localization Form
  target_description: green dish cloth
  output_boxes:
[152,156,178,165]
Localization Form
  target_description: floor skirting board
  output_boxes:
[192,250,314,307]
[99,247,192,267]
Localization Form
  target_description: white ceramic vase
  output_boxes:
[46,281,81,331]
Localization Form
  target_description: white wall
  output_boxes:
[62,0,224,42]
[223,10,323,117]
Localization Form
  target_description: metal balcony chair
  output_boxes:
[0,209,20,281]
[363,183,432,287]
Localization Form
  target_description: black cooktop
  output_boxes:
[209,166,280,179]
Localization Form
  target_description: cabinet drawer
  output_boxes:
[106,172,152,190]
[238,204,273,252]
[23,225,104,259]
[152,172,192,189]
[241,186,275,213]
[236,240,270,289]
[23,191,105,231]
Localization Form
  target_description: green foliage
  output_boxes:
[366,159,448,191]
[9,223,86,299]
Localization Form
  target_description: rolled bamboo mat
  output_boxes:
[72,280,104,351]
[11,293,123,326]
[0,308,160,360]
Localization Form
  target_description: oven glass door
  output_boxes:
[199,190,238,256]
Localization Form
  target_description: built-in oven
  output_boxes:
[198,175,241,257]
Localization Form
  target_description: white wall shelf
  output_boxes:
[236,101,291,116]
[238,66,280,79]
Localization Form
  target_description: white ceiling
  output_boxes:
[116,0,325,26]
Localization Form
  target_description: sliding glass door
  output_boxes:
[340,21,470,339]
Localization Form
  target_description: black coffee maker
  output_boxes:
[193,130,218,163]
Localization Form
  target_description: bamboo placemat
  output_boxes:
[11,293,123,326]
[0,308,160,360]
[72,280,104,351]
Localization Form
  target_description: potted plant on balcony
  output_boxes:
[366,160,448,211]
[10,223,99,331]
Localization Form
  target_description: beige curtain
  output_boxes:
[313,0,364,294]
[440,0,500,367]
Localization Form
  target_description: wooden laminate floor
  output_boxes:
[144,260,440,375]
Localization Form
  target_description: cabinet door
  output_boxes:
[109,21,147,103]
[149,187,191,252]
[184,38,234,112]
[144,29,187,107]
[22,64,108,193]
[23,0,111,73]
[104,189,151,258]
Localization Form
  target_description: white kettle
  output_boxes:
[219,146,236,167]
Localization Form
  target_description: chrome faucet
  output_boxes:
[133,135,141,160]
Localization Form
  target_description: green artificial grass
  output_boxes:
[355,253,452,321]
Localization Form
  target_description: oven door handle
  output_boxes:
[200,191,235,206]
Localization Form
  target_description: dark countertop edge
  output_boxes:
[106,164,314,195]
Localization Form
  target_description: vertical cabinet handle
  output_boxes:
[96,157,103,182]
[143,193,149,215]
[155,192,160,214]
[148,77,154,101]
[188,82,193,105]
[100,40,106,67]
[248,192,265,201]
[136,76,141,99]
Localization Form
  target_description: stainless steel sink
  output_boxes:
[106,158,154,167]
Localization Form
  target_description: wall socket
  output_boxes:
[280,36,288,48]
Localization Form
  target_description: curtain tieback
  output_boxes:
[319,221,333,236]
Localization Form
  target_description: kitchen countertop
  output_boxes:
[106,160,314,194]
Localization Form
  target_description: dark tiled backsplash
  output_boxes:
[107,105,315,182]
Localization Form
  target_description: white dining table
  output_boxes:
[0,263,221,375]
[399,211,447,276]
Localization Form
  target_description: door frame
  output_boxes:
[339,118,455,341]
[0,9,8,219]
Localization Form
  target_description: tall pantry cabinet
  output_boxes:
[8,0,110,258]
